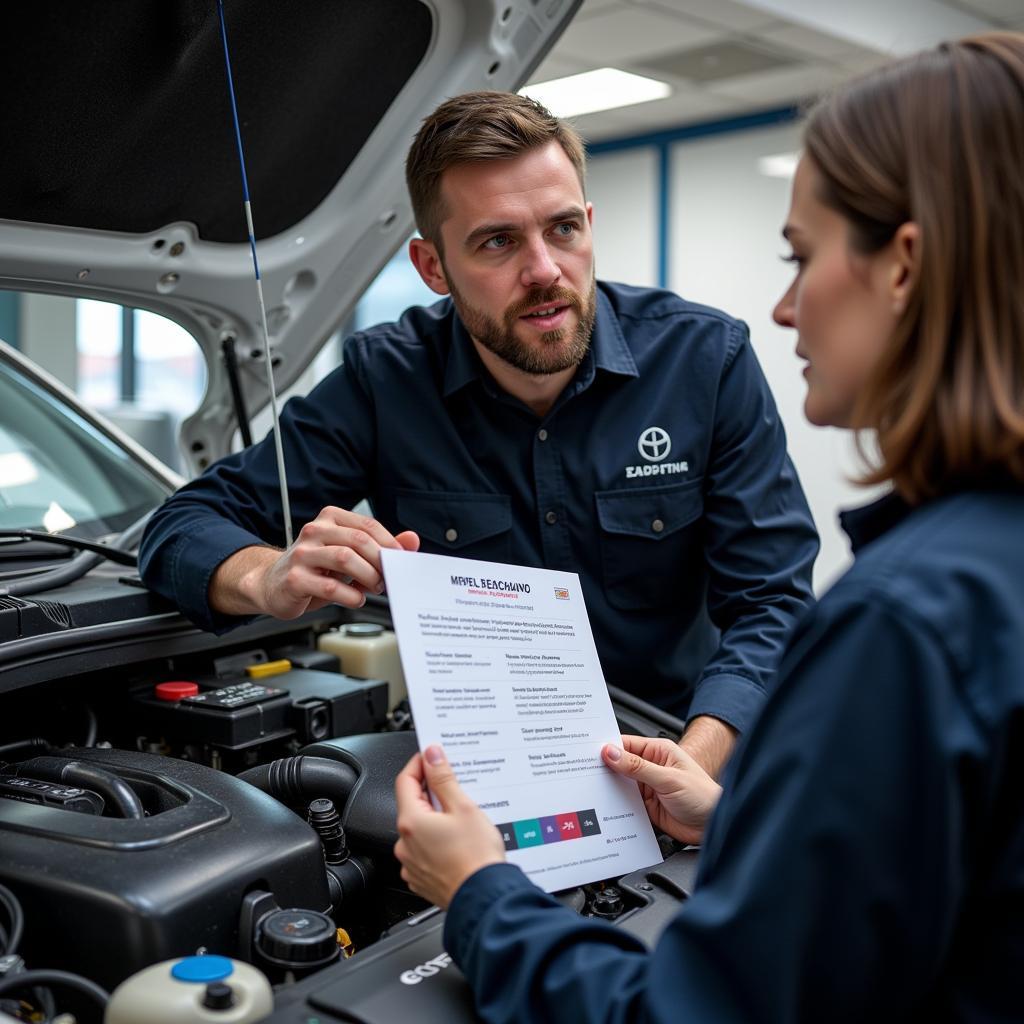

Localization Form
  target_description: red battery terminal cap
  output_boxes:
[155,680,200,701]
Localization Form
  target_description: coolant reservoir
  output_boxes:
[318,622,407,709]
[104,955,273,1024]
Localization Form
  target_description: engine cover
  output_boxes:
[0,747,330,990]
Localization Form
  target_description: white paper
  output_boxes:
[381,548,663,893]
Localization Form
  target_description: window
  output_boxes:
[76,299,122,408]
[76,299,205,416]
[135,309,206,417]
[354,247,439,331]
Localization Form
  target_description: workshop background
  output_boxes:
[2,0,1020,590]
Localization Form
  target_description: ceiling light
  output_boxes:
[758,152,800,179]
[522,68,671,119]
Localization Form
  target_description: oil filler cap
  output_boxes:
[170,955,234,983]
[155,680,200,702]
[256,909,339,968]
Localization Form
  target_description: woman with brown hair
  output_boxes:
[394,32,1024,1022]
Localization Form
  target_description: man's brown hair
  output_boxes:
[405,90,586,247]
[804,32,1024,502]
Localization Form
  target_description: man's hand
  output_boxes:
[679,715,737,781]
[603,735,722,846]
[209,506,420,619]
[394,745,506,909]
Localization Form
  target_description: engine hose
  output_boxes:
[326,854,375,909]
[17,756,144,819]
[0,881,24,955]
[237,755,359,810]
[3,509,151,598]
[0,969,109,1011]
[0,738,49,761]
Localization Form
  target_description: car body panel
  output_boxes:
[0,0,582,474]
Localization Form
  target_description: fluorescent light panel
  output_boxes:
[522,68,671,119]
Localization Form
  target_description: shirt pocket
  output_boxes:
[595,478,705,610]
[395,489,512,563]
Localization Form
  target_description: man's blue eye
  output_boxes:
[484,234,512,249]
[555,223,576,237]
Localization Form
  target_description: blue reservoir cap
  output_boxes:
[171,955,234,983]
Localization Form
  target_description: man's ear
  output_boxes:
[889,222,920,316]
[409,237,450,296]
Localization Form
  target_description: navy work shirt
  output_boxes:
[140,282,818,727]
[444,487,1024,1023]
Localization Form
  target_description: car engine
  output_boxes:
[0,616,695,1023]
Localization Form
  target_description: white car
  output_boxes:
[0,4,695,1022]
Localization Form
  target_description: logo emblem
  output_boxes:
[637,426,671,462]
[399,952,454,985]
[554,587,569,600]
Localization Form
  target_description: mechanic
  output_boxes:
[392,33,1024,1023]
[139,91,818,778]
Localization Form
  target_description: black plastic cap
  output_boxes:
[256,908,339,967]
[202,982,235,1011]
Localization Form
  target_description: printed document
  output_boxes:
[381,549,663,892]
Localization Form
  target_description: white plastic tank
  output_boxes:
[318,622,407,709]
[104,955,273,1024]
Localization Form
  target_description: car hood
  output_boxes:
[0,0,580,474]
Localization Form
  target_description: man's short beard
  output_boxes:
[447,274,597,375]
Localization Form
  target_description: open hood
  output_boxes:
[0,11,707,1013]
[0,0,581,474]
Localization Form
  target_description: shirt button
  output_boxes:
[544,510,558,525]
[537,428,548,442]
[651,518,664,533]
[445,528,458,542]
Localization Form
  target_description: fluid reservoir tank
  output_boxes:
[318,623,406,709]
[105,955,273,1024]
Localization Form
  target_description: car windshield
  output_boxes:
[0,358,170,537]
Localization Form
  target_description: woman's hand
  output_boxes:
[394,745,506,908]
[603,735,722,845]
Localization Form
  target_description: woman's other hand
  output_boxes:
[603,735,722,845]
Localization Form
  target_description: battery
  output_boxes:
[132,669,388,751]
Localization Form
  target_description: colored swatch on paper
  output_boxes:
[496,808,600,851]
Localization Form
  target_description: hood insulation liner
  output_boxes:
[1,0,432,241]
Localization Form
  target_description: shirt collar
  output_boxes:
[838,490,911,554]
[590,286,639,378]
[441,283,639,399]
[442,303,480,398]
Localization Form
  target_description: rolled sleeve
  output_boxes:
[159,517,270,634]
[685,670,767,733]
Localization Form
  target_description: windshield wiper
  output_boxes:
[0,530,136,566]
[0,513,150,598]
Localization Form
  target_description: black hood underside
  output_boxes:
[1,0,432,241]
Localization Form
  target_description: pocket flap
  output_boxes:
[595,479,704,541]
[395,489,511,550]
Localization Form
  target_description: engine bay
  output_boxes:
[0,607,694,1023]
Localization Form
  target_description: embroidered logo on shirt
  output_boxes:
[637,426,671,462]
[626,426,688,479]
